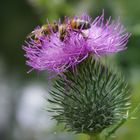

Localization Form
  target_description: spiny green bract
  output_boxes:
[48,57,130,134]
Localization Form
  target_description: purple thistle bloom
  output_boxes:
[23,31,88,73]
[23,12,130,73]
[85,14,130,55]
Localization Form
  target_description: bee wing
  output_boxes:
[27,32,35,38]
[27,28,42,39]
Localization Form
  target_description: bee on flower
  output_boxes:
[23,12,130,73]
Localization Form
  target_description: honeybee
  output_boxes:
[41,22,58,35]
[69,19,91,30]
[27,22,58,40]
[58,19,91,41]
[27,18,91,42]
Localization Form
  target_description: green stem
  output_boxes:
[89,134,100,140]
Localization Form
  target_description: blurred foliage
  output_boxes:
[0,0,140,140]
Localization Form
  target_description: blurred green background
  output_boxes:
[0,0,140,140]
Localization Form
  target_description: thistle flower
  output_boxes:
[23,32,88,73]
[23,12,132,140]
[23,13,130,73]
